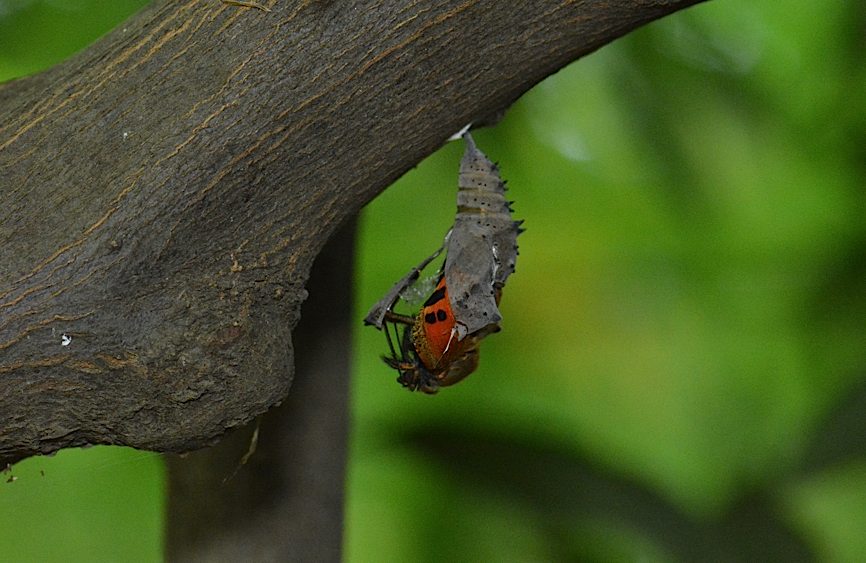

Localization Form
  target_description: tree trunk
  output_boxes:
[0,0,704,465]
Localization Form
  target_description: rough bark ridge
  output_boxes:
[0,0,703,464]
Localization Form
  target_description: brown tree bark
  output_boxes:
[0,0,705,465]
[165,218,354,562]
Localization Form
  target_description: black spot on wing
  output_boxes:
[423,286,447,307]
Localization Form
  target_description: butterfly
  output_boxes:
[364,132,522,393]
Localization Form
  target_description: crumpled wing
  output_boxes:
[363,238,446,329]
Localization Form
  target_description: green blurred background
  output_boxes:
[2,1,866,561]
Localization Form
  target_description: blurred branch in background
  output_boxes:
[399,425,812,561]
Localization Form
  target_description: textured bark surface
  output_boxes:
[165,219,353,562]
[0,0,704,465]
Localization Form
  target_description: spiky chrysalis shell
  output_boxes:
[444,132,522,339]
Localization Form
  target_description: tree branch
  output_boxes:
[0,0,704,464]
[165,218,354,561]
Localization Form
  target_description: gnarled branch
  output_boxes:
[0,0,704,465]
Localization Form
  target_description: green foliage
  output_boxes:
[3,1,866,561]
[0,447,164,562]
[0,0,149,78]
[349,2,866,561]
